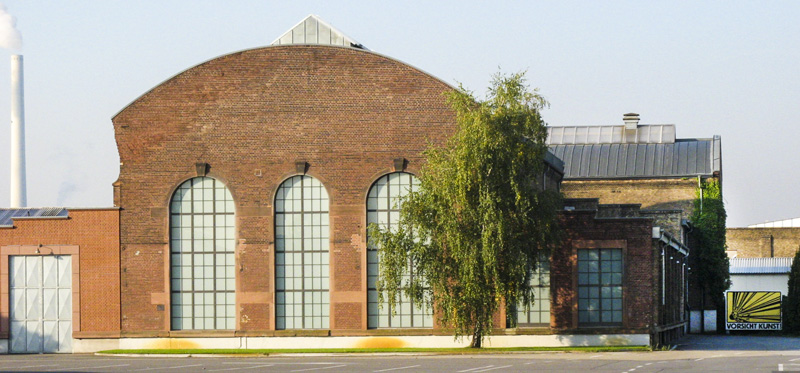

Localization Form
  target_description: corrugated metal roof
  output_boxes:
[547,124,676,145]
[748,217,800,228]
[0,208,68,227]
[271,15,368,50]
[549,138,721,179]
[544,150,564,173]
[730,257,793,274]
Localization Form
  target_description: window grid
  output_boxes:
[170,177,236,330]
[515,252,551,326]
[275,176,330,330]
[367,172,432,328]
[577,248,623,325]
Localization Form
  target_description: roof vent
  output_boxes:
[623,113,640,130]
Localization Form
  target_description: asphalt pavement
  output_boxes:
[1,334,799,372]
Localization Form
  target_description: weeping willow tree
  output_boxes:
[370,72,562,348]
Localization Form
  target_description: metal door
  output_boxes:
[9,255,72,353]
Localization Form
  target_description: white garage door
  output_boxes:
[9,255,73,353]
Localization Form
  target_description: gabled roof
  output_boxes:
[547,124,721,179]
[730,257,793,274]
[271,15,367,50]
[0,208,68,227]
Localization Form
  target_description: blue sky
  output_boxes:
[0,1,798,227]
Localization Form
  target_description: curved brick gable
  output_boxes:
[112,45,457,332]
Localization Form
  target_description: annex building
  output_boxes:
[1,16,699,353]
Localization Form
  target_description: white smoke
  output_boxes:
[0,4,21,50]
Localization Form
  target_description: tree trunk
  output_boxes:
[470,330,482,348]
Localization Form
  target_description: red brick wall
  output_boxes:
[113,45,456,332]
[552,210,655,332]
[0,209,120,336]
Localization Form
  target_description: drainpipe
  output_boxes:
[697,176,703,214]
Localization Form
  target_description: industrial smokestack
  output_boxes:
[10,54,26,207]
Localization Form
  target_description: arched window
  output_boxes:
[169,177,235,330]
[275,175,330,329]
[366,172,432,328]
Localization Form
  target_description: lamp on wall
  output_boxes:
[35,244,53,255]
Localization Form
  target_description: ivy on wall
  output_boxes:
[690,178,731,310]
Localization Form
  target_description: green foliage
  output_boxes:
[690,178,730,310]
[785,248,800,333]
[370,72,562,348]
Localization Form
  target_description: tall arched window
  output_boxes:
[169,177,235,330]
[275,175,330,329]
[366,172,432,328]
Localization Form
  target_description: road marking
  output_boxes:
[458,366,494,372]
[209,364,275,372]
[791,358,800,362]
[637,366,643,368]
[8,364,60,369]
[374,365,421,372]
[590,355,603,358]
[694,358,705,361]
[474,365,512,372]
[44,364,131,371]
[131,364,204,372]
[291,364,348,372]
[645,363,652,366]
[779,364,783,372]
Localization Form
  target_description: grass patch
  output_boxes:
[97,346,649,355]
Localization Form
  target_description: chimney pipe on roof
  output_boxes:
[623,113,639,130]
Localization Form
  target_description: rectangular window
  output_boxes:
[577,248,623,326]
[513,251,550,327]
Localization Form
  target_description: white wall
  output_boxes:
[729,273,788,295]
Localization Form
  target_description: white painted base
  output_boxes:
[0,339,8,353]
[690,311,702,333]
[703,310,717,333]
[69,334,650,353]
[689,310,718,333]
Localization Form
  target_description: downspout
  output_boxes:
[697,175,703,214]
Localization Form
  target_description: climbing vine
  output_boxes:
[690,178,730,313]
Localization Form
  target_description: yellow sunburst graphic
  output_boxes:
[726,291,782,323]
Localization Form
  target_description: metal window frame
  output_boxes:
[512,251,551,327]
[169,177,235,331]
[275,175,330,330]
[366,172,432,329]
[577,248,623,326]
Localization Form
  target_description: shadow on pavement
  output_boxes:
[677,334,800,351]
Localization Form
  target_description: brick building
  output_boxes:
[0,15,689,352]
[547,116,722,333]
[0,208,120,352]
